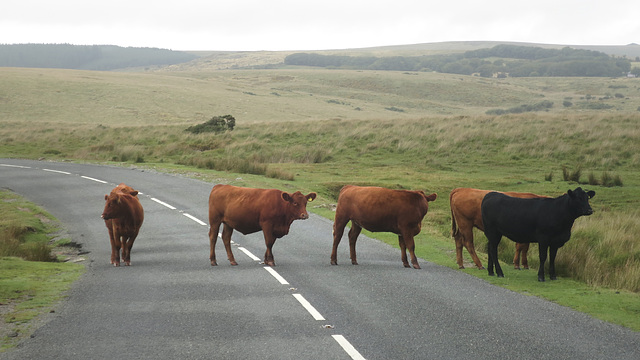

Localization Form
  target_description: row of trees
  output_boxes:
[0,44,197,70]
[284,45,632,77]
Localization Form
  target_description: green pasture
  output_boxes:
[1,62,639,331]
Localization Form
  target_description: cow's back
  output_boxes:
[209,185,283,234]
[336,185,430,233]
[481,192,548,243]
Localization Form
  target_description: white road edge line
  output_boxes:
[332,335,366,360]
[80,175,108,184]
[292,293,326,321]
[264,266,289,285]
[238,247,261,261]
[150,197,177,210]
[43,169,71,175]
[0,164,31,169]
[183,213,207,225]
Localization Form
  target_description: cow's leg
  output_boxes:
[513,242,530,270]
[548,246,559,280]
[331,218,348,265]
[347,224,362,265]
[403,234,420,269]
[208,220,222,266]
[398,235,409,268]
[537,243,548,282]
[221,224,237,266]
[463,237,484,270]
[513,243,522,270]
[262,226,277,266]
[457,224,484,270]
[112,228,122,267]
[122,231,139,266]
[521,243,530,269]
[107,224,119,266]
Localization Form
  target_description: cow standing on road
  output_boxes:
[208,184,316,266]
[102,183,144,266]
[481,187,595,281]
[331,185,437,269]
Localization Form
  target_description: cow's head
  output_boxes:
[282,191,317,220]
[102,193,130,220]
[567,187,596,217]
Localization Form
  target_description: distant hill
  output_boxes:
[0,44,198,71]
[172,41,640,72]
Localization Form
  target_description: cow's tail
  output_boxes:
[450,190,460,238]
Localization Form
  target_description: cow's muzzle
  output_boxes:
[300,213,309,220]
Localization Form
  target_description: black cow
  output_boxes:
[481,187,595,281]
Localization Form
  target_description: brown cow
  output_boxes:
[102,183,144,266]
[331,185,437,269]
[208,184,317,266]
[449,188,548,270]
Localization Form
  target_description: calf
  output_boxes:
[208,184,316,266]
[102,183,144,266]
[331,185,437,269]
[481,187,595,281]
[449,188,549,270]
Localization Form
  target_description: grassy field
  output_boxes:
[1,56,639,331]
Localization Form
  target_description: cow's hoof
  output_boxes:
[230,261,238,266]
[478,267,486,270]
[488,273,494,276]
[538,277,545,282]
[403,263,410,268]
[331,261,338,266]
[550,276,557,281]
[124,262,131,266]
[458,265,465,269]
[210,261,218,266]
[265,261,275,267]
[497,274,504,278]
[351,260,358,265]
[523,266,529,270]
[412,264,421,270]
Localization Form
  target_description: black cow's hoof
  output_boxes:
[497,274,504,278]
[550,276,557,280]
[538,277,545,282]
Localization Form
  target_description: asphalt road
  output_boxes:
[1,159,638,360]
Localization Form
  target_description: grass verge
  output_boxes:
[0,190,85,352]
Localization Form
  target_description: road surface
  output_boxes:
[1,159,638,359]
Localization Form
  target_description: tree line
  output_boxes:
[284,44,632,77]
[0,44,197,71]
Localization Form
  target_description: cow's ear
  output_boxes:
[426,193,437,202]
[281,192,293,202]
[104,194,109,201]
[130,190,139,197]
[567,189,574,198]
[587,190,596,199]
[306,193,317,202]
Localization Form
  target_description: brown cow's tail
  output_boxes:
[450,189,460,238]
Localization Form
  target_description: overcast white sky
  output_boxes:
[1,1,639,51]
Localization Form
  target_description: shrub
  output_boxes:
[562,166,582,182]
[185,115,236,134]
